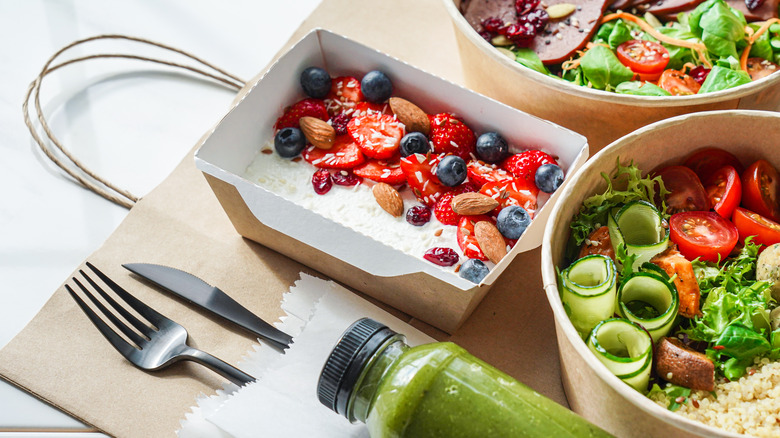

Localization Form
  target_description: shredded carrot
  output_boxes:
[749,18,780,44]
[740,43,752,72]
[601,12,711,67]
[739,18,780,72]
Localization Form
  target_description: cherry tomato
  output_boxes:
[741,159,780,223]
[655,165,709,214]
[745,57,780,81]
[704,166,741,219]
[657,69,701,95]
[683,147,743,182]
[670,211,738,262]
[616,40,669,78]
[732,207,780,248]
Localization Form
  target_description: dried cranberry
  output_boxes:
[312,168,332,195]
[689,66,711,85]
[522,9,549,33]
[329,113,351,136]
[745,0,764,10]
[481,17,505,33]
[515,0,540,16]
[423,247,459,266]
[331,170,362,186]
[479,30,494,41]
[406,205,432,226]
[504,22,536,46]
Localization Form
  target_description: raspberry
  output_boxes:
[329,113,351,135]
[312,168,332,195]
[423,247,459,266]
[406,205,432,226]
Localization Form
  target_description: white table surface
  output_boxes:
[0,1,321,436]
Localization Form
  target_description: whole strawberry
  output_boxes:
[428,113,476,161]
[500,150,557,190]
[275,98,329,130]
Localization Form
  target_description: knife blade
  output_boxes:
[123,263,292,350]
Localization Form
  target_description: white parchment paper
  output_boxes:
[178,273,434,437]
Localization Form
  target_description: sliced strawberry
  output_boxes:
[400,153,450,207]
[500,150,558,190]
[428,113,476,161]
[479,179,538,217]
[347,113,405,159]
[351,101,392,117]
[275,98,329,130]
[467,160,514,188]
[325,76,364,116]
[353,157,405,184]
[302,135,365,169]
[457,215,493,261]
[434,192,462,226]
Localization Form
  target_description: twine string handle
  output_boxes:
[23,34,246,209]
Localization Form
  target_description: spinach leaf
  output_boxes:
[689,0,747,59]
[715,323,772,361]
[657,26,698,69]
[698,65,751,93]
[616,81,672,96]
[562,65,585,86]
[608,20,633,49]
[579,45,635,90]
[595,21,615,43]
[748,24,774,61]
[513,48,549,74]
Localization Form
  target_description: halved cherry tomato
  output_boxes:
[616,40,669,79]
[683,147,744,182]
[745,58,780,81]
[655,166,709,214]
[670,211,738,262]
[732,207,780,248]
[704,166,741,219]
[741,159,780,223]
[656,69,701,95]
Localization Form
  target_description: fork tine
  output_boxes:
[66,283,136,358]
[85,262,169,329]
[72,276,148,346]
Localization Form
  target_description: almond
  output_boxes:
[474,221,507,264]
[546,3,576,19]
[451,193,499,215]
[388,97,430,136]
[299,116,335,150]
[372,183,404,217]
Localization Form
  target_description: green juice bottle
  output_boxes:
[317,318,613,438]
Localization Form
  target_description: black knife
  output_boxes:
[123,263,292,350]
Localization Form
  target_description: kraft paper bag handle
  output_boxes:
[23,34,247,209]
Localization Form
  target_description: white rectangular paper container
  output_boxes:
[194,29,588,333]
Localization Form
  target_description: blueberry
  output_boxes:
[475,132,509,163]
[360,70,393,103]
[496,205,531,239]
[459,259,490,284]
[535,163,564,193]
[299,67,331,99]
[400,132,431,157]
[436,155,467,187]
[274,127,306,158]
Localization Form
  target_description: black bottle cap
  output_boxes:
[317,318,398,418]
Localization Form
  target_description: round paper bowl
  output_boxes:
[442,0,780,153]
[540,110,780,437]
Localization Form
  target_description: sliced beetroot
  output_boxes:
[530,0,611,65]
[644,0,706,16]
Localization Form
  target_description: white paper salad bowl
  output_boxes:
[540,110,780,437]
[443,0,780,152]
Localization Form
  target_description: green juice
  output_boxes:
[318,318,613,438]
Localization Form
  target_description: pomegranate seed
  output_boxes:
[406,205,432,226]
[332,170,362,187]
[515,0,540,15]
[423,247,459,266]
[690,66,711,85]
[481,17,505,33]
[329,113,351,136]
[312,168,332,195]
[504,22,536,46]
[522,9,549,33]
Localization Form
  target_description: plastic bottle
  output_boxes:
[317,318,612,437]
